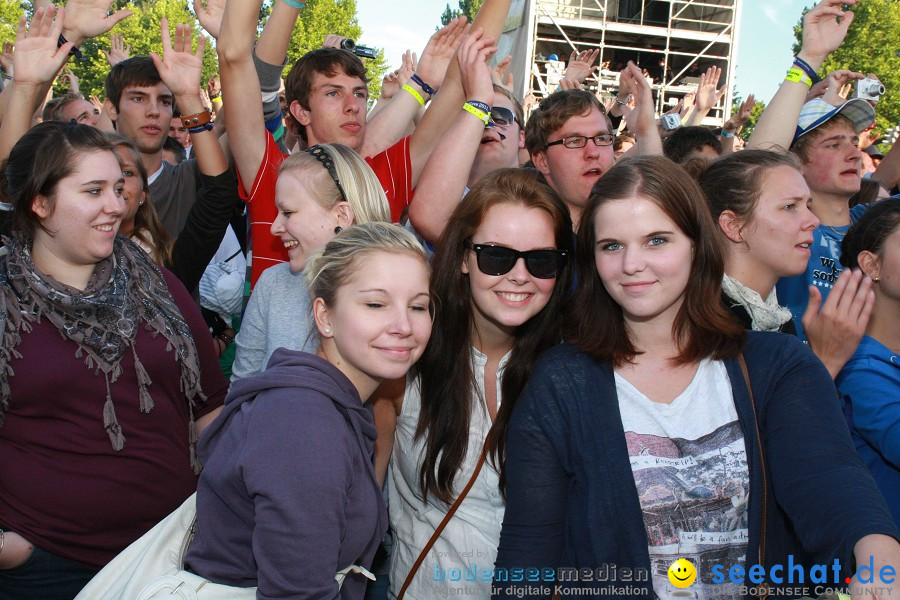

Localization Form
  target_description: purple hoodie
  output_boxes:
[184,349,387,599]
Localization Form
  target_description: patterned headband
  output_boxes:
[306,145,347,201]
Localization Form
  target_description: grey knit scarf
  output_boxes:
[0,235,206,472]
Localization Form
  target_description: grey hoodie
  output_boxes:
[184,349,387,599]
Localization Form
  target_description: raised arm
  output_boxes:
[621,61,663,156]
[360,17,468,158]
[873,136,900,192]
[406,29,497,247]
[0,7,72,162]
[406,0,513,185]
[216,0,270,192]
[151,20,227,177]
[748,0,858,151]
[683,65,725,126]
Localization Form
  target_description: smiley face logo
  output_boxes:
[667,558,697,588]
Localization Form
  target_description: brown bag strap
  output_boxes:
[739,354,770,600]
[397,441,489,600]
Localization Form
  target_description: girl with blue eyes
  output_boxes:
[493,156,900,599]
[388,168,573,599]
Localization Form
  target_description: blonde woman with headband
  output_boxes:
[231,142,390,381]
[182,222,432,598]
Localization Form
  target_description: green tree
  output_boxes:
[59,0,218,102]
[283,0,388,100]
[440,0,483,26]
[0,1,28,48]
[792,0,900,135]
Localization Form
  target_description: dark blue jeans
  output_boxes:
[0,543,98,600]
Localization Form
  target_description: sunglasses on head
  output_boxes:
[489,106,519,127]
[466,240,567,279]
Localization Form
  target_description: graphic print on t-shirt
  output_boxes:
[627,422,748,600]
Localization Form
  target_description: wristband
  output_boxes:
[615,94,631,106]
[282,0,306,8]
[784,67,813,88]
[188,122,214,134]
[720,129,734,138]
[792,56,821,85]
[208,92,221,100]
[462,102,489,125]
[410,73,436,96]
[182,109,213,129]
[401,84,425,107]
[466,99,490,114]
[57,33,82,59]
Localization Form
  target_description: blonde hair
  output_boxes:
[304,222,428,313]
[279,143,390,224]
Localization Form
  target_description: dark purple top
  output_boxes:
[185,349,387,600]
[0,268,227,568]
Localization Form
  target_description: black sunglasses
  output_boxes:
[466,241,567,279]
[489,106,519,127]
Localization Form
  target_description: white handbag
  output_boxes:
[75,493,375,599]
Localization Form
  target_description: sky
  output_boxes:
[355,0,815,105]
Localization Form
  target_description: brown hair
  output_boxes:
[42,93,85,123]
[525,89,612,156]
[417,168,573,503]
[283,48,369,140]
[841,197,900,269]
[104,57,164,111]
[567,155,745,366]
[107,134,173,265]
[698,149,803,225]
[3,122,115,238]
[790,113,855,163]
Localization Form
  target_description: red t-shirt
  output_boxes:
[237,132,413,289]
[0,268,227,568]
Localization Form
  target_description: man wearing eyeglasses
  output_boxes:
[527,62,662,228]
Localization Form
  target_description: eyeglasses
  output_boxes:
[466,240,567,279]
[306,145,347,201]
[489,106,520,128]
[546,134,615,149]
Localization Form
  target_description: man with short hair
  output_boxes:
[775,97,876,338]
[663,126,722,164]
[524,62,662,228]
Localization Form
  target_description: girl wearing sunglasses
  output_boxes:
[388,168,572,599]
[493,156,899,599]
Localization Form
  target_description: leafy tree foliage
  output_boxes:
[0,1,28,49]
[792,0,899,133]
[284,0,388,100]
[440,0,483,26]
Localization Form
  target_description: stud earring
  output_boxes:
[324,327,331,334]
[334,226,342,234]
[873,276,880,283]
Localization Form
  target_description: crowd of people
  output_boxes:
[0,0,898,599]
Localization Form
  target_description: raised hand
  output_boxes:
[380,70,401,100]
[694,65,726,113]
[807,69,866,106]
[150,20,205,100]
[397,49,417,86]
[0,42,13,75]
[799,0,859,69]
[61,0,132,47]
[193,0,226,40]
[621,61,655,136]
[723,93,754,133]
[322,34,348,49]
[492,55,513,91]
[12,6,73,89]
[416,16,468,93]
[206,74,221,99]
[61,66,80,94]
[457,27,497,106]
[101,32,131,66]
[564,48,599,85]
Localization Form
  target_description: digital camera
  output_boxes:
[660,113,682,131]
[854,78,885,101]
[340,38,378,60]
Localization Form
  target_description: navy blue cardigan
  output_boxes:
[493,331,897,599]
